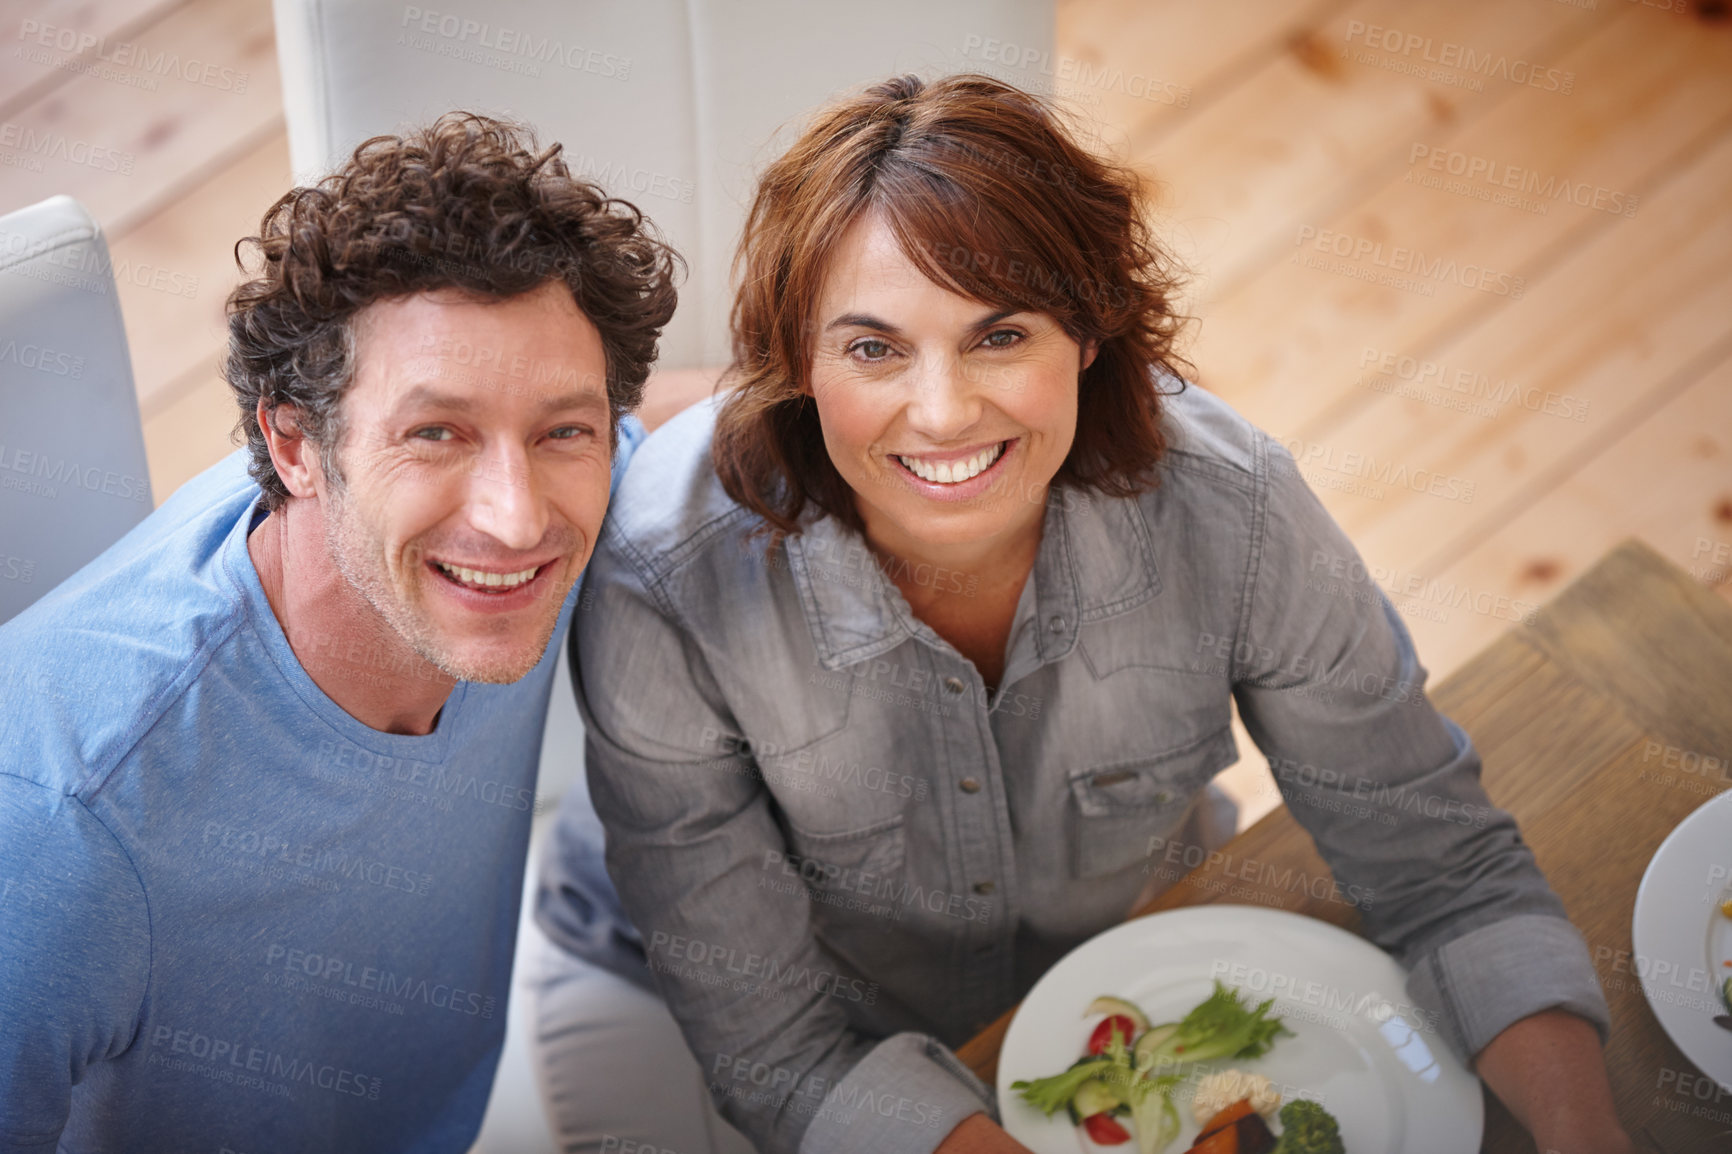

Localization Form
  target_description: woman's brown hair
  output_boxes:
[713,72,1190,536]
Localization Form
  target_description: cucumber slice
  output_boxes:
[1132,1022,1181,1071]
[1072,1078,1124,1119]
[1085,995,1151,1033]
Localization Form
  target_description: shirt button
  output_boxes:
[943,676,966,694]
[959,778,982,794]
[973,880,996,895]
[1047,615,1066,633]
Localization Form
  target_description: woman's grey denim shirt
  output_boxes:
[539,383,1608,1154]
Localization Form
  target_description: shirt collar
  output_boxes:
[786,485,1162,672]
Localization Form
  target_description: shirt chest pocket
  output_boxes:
[780,814,908,901]
[1065,727,1238,879]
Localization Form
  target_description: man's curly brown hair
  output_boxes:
[224,111,680,510]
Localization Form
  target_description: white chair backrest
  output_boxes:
[0,195,151,626]
[272,0,1056,369]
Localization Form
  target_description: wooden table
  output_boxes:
[957,540,1732,1154]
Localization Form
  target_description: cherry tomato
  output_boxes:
[1082,1112,1132,1145]
[1087,1014,1139,1055]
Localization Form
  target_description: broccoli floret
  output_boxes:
[1271,1099,1344,1154]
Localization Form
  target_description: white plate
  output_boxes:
[996,905,1483,1153]
[1631,788,1732,1090]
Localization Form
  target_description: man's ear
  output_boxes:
[255,399,322,499]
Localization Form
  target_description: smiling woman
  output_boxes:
[541,71,1624,1154]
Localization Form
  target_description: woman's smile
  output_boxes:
[889,437,1015,494]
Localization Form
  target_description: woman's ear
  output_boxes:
[1080,340,1100,373]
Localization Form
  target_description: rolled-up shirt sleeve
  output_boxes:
[571,532,993,1154]
[1227,433,1609,1063]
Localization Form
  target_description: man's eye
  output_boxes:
[412,427,454,442]
[850,338,893,362]
[548,425,594,441]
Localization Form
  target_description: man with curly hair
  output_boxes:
[0,113,677,1152]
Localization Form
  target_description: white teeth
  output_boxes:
[436,561,539,590]
[895,442,1005,485]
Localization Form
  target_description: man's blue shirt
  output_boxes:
[0,419,640,1153]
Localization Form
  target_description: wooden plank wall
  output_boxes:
[0,0,1727,825]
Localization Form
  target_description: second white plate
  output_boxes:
[1632,787,1732,1091]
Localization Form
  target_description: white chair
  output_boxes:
[269,5,1056,1148]
[273,0,1057,370]
[0,195,152,627]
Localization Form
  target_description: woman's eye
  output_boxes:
[982,328,1023,349]
[850,338,893,362]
